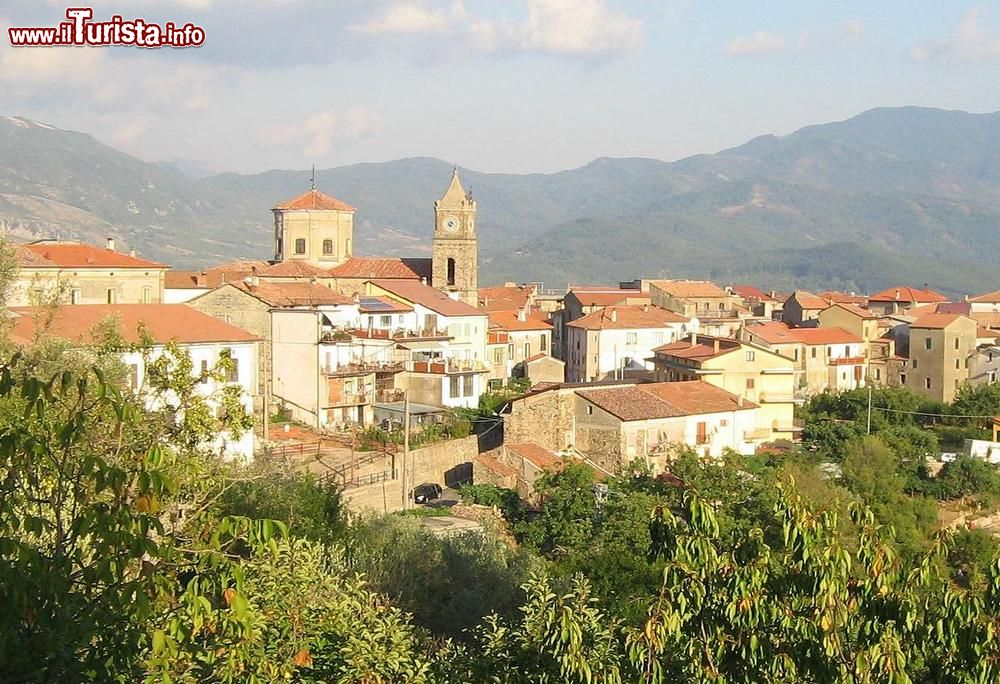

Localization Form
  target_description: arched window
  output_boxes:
[294,238,306,255]
[446,257,456,286]
[322,239,334,255]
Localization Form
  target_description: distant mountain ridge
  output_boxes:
[1,107,999,296]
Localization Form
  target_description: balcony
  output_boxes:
[323,361,403,377]
[408,359,487,374]
[321,327,452,343]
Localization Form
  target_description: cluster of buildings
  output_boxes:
[9,170,1000,479]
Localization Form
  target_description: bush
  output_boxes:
[460,483,523,520]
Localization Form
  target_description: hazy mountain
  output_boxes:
[1,107,999,296]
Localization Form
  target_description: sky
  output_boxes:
[2,0,1000,175]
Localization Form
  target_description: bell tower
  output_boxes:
[432,166,478,306]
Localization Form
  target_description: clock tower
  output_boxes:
[432,166,478,306]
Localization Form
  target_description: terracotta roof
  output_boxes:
[567,305,689,331]
[327,257,432,280]
[788,291,829,310]
[506,442,563,471]
[824,302,878,319]
[787,327,862,345]
[577,381,756,422]
[359,295,413,313]
[730,285,774,301]
[977,327,999,338]
[568,289,649,307]
[273,188,355,212]
[970,290,1000,304]
[473,454,520,479]
[489,310,552,332]
[649,279,728,298]
[18,241,166,269]
[819,291,868,306]
[164,260,269,289]
[938,301,972,315]
[232,281,353,307]
[910,313,970,330]
[523,353,553,364]
[973,312,1000,328]
[368,279,483,317]
[652,336,741,360]
[478,284,535,312]
[9,304,259,346]
[742,321,799,345]
[257,260,330,278]
[868,286,948,303]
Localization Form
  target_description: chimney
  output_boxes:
[737,394,745,407]
[352,291,360,303]
[129,248,136,258]
[642,304,649,312]
[713,338,720,354]
[894,288,901,300]
[105,236,116,251]
[610,309,617,323]
[250,265,259,288]
[421,277,427,285]
[196,270,207,287]
[517,310,526,322]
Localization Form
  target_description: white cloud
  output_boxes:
[727,31,784,56]
[910,7,1000,63]
[350,2,449,35]
[259,108,376,159]
[348,0,642,58]
[519,0,642,57]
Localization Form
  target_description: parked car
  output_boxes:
[412,482,443,504]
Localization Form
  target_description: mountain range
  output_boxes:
[1,106,999,296]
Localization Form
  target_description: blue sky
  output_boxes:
[2,0,999,174]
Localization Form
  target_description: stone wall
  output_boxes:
[503,389,576,452]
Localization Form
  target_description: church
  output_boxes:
[264,166,479,306]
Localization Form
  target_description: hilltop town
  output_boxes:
[9,168,1000,511]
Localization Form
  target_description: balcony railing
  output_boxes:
[323,361,404,377]
[408,359,488,374]
[321,327,452,343]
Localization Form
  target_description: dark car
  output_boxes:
[412,482,443,504]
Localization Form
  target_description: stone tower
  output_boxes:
[272,188,356,267]
[432,166,478,306]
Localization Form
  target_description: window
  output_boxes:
[956,359,961,370]
[924,378,931,390]
[199,359,209,384]
[446,258,456,286]
[586,405,594,415]
[811,348,817,359]
[718,302,725,310]
[991,371,997,383]
[463,375,474,397]
[380,315,392,326]
[793,348,799,361]
[70,289,81,305]
[696,422,708,444]
[128,364,139,391]
[141,286,151,304]
[900,373,907,385]
[955,337,960,350]
[925,337,932,350]
[653,331,663,344]
[746,378,755,389]
[449,375,460,398]
[221,349,239,383]
[720,419,728,427]
[826,346,832,357]
[106,288,116,304]
[955,379,960,388]
[294,238,306,255]
[626,332,638,344]
[523,343,530,359]
[874,368,881,381]
[703,302,709,311]
[844,345,850,357]
[493,348,504,364]
[322,239,334,255]
[540,335,548,352]
[508,343,514,357]
[746,351,755,362]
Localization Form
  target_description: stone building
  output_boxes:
[431,166,479,306]
[272,188,356,267]
[904,313,978,403]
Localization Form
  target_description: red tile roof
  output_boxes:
[9,304,259,346]
[970,290,1000,304]
[506,442,563,471]
[258,260,330,278]
[650,280,728,298]
[824,302,878,319]
[478,284,535,312]
[488,310,552,332]
[327,257,432,280]
[652,336,742,360]
[742,321,799,345]
[788,291,830,310]
[819,291,868,306]
[273,188,355,212]
[568,289,650,307]
[868,286,948,303]
[567,305,689,331]
[18,241,166,269]
[233,280,353,307]
[474,454,520,479]
[910,313,971,329]
[972,312,1000,328]
[577,381,756,422]
[165,260,269,289]
[786,327,862,345]
[369,279,483,317]
[730,285,775,301]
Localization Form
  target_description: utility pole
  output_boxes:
[401,390,411,510]
[866,383,873,435]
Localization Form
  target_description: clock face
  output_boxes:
[443,216,459,233]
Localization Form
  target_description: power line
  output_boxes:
[871,406,999,420]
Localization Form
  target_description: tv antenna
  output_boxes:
[310,164,316,190]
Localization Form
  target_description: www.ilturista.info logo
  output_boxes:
[8,8,205,48]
